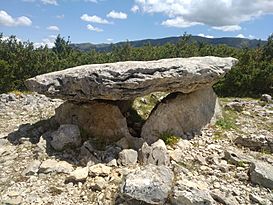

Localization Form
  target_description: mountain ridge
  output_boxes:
[70,35,266,52]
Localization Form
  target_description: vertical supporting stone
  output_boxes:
[54,101,133,144]
[141,87,222,144]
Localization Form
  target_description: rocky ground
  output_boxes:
[0,92,272,205]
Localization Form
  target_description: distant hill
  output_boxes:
[70,35,266,52]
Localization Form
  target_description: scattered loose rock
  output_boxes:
[121,164,173,204]
[22,160,41,176]
[261,94,272,103]
[89,163,111,177]
[66,167,88,183]
[50,124,82,151]
[39,159,74,174]
[235,134,273,153]
[171,179,216,205]
[118,149,138,166]
[249,161,273,189]
[210,190,239,205]
[139,139,170,166]
[225,101,245,112]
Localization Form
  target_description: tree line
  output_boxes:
[0,33,272,97]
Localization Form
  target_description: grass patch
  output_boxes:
[237,160,247,167]
[212,131,225,140]
[216,110,238,130]
[159,130,180,146]
[10,90,32,95]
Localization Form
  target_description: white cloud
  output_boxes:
[56,14,64,19]
[85,0,98,2]
[34,37,55,48]
[49,34,57,39]
[134,0,273,31]
[87,24,103,32]
[107,38,113,42]
[47,25,60,31]
[41,0,57,5]
[212,25,241,31]
[236,34,255,39]
[131,5,140,13]
[162,17,202,28]
[1,35,21,42]
[22,0,58,5]
[0,10,32,27]
[81,14,109,24]
[107,10,127,19]
[236,34,245,38]
[198,33,214,38]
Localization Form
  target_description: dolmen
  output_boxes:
[25,56,238,148]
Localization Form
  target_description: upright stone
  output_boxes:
[141,87,222,144]
[54,101,132,143]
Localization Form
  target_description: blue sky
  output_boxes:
[1,0,273,47]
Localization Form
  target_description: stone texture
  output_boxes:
[139,139,170,166]
[261,94,272,103]
[225,101,245,112]
[121,164,173,204]
[234,134,273,153]
[118,149,138,166]
[50,124,82,151]
[141,87,222,144]
[66,167,89,183]
[55,101,132,144]
[210,190,239,205]
[249,193,272,205]
[223,149,252,166]
[22,160,41,176]
[249,161,273,189]
[89,176,107,191]
[25,57,237,101]
[170,179,216,205]
[39,159,74,174]
[89,163,112,177]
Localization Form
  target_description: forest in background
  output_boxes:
[0,33,272,97]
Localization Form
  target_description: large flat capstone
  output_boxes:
[25,57,237,101]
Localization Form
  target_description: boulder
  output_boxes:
[121,164,173,204]
[141,87,222,144]
[25,57,237,101]
[54,101,132,144]
[50,124,82,151]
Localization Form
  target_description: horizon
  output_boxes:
[1,0,273,47]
